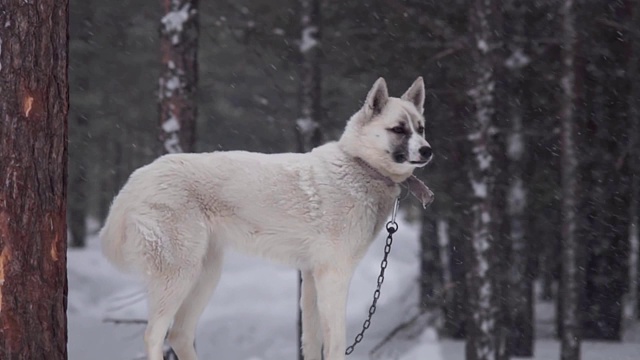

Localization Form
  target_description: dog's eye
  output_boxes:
[390,126,406,135]
[417,126,425,134]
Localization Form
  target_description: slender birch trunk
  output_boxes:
[503,0,533,355]
[559,0,581,359]
[465,1,504,359]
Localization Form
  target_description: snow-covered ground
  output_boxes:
[68,214,640,360]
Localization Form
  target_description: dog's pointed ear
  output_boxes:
[401,76,425,114]
[364,77,389,118]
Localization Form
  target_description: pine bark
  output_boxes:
[559,0,581,358]
[296,1,322,358]
[0,1,69,358]
[465,1,504,359]
[159,0,199,154]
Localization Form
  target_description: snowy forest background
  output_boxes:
[65,0,640,359]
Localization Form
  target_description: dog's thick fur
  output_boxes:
[100,77,432,360]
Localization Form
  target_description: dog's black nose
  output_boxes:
[419,146,432,159]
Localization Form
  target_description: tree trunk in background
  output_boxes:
[69,115,88,247]
[579,1,629,341]
[559,0,581,358]
[0,1,69,358]
[158,1,199,358]
[629,0,640,321]
[465,1,504,359]
[503,0,533,356]
[296,1,322,358]
[420,209,443,310]
[296,0,323,152]
[444,214,468,339]
[159,0,199,154]
[68,0,95,247]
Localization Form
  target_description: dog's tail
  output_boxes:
[99,199,141,274]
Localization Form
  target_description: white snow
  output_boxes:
[471,179,487,198]
[68,213,640,360]
[299,26,318,53]
[481,210,491,225]
[161,3,193,45]
[507,130,524,160]
[165,76,181,93]
[69,213,442,360]
[296,117,319,135]
[477,39,488,53]
[508,178,526,215]
[164,132,182,154]
[505,48,531,69]
[437,219,450,287]
[162,115,180,133]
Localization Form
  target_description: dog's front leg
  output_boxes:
[314,264,352,360]
[301,270,323,359]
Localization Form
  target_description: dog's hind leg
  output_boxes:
[168,244,224,360]
[301,270,323,360]
[314,263,353,360]
[142,222,209,360]
[144,267,200,360]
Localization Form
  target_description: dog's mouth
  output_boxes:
[410,160,429,168]
[409,156,433,167]
[393,152,432,167]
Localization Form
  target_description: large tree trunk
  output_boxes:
[296,1,322,359]
[465,1,505,359]
[559,0,581,358]
[0,1,69,359]
[503,0,534,356]
[159,0,199,154]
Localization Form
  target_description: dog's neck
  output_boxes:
[353,157,397,187]
[351,156,435,209]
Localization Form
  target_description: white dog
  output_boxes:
[100,77,433,360]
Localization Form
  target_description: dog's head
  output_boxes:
[340,77,432,183]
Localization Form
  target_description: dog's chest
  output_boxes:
[331,188,396,257]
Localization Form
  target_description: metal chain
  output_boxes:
[345,198,400,355]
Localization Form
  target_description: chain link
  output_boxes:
[345,211,399,356]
